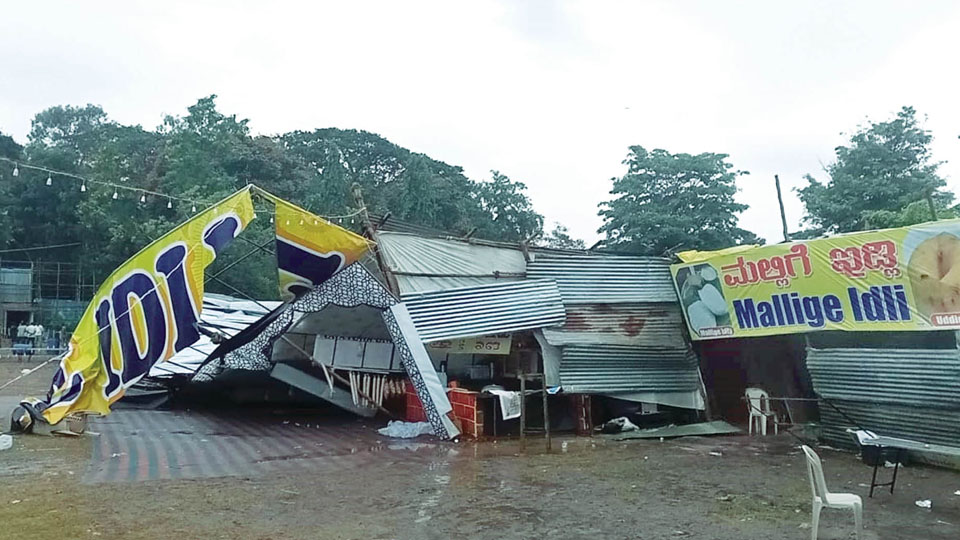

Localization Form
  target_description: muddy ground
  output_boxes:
[2,359,959,540]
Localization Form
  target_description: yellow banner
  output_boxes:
[272,198,372,300]
[671,219,960,340]
[41,188,255,423]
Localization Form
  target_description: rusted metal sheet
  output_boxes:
[542,303,688,347]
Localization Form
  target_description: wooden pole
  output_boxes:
[926,189,939,221]
[774,175,791,242]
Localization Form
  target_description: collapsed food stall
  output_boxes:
[670,219,960,466]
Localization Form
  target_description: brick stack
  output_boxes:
[448,388,483,439]
[403,380,484,438]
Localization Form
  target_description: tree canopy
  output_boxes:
[0,96,545,302]
[598,146,760,256]
[798,106,949,234]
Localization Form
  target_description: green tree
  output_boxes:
[2,96,548,304]
[598,146,759,256]
[798,106,950,233]
[540,223,586,250]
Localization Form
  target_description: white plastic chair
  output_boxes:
[745,387,777,435]
[801,445,862,540]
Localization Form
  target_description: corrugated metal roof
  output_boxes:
[559,345,700,393]
[376,231,527,295]
[401,279,566,343]
[807,346,960,448]
[807,348,960,409]
[820,401,960,450]
[148,294,279,377]
[542,304,688,347]
[526,255,677,304]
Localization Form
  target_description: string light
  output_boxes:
[0,157,367,221]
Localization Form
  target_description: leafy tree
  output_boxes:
[539,223,586,250]
[862,199,956,230]
[279,130,543,241]
[470,171,543,242]
[0,131,24,248]
[798,106,950,233]
[598,146,760,256]
[1,96,546,306]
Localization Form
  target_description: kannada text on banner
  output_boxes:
[670,219,960,340]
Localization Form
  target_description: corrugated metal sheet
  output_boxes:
[820,401,960,449]
[807,346,960,448]
[807,348,960,408]
[0,267,32,304]
[526,255,677,304]
[559,345,700,393]
[376,231,527,295]
[401,279,565,343]
[542,304,688,347]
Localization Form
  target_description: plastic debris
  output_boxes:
[0,434,12,451]
[915,500,932,509]
[709,451,723,457]
[954,490,960,496]
[598,417,639,434]
[377,420,433,438]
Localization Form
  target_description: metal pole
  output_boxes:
[774,175,791,242]
[541,374,551,452]
[519,373,526,451]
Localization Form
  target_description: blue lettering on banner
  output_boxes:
[731,285,911,331]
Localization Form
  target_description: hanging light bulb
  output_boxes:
[140,193,146,204]
[45,173,52,186]
[112,189,119,200]
[12,163,19,177]
[166,199,173,209]
[299,218,305,225]
[313,219,319,226]
[191,204,197,213]
[285,219,290,226]
[80,181,87,192]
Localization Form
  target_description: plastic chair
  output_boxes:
[801,445,862,540]
[744,387,777,435]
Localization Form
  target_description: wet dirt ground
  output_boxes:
[2,359,960,540]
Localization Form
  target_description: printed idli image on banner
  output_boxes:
[670,219,960,340]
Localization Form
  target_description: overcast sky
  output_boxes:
[3,1,960,244]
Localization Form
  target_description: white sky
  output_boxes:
[3,1,960,244]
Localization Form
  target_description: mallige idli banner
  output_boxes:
[37,188,255,424]
[671,219,960,340]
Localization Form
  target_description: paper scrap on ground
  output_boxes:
[0,434,12,451]
[486,389,521,420]
[378,421,434,439]
[916,500,932,509]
